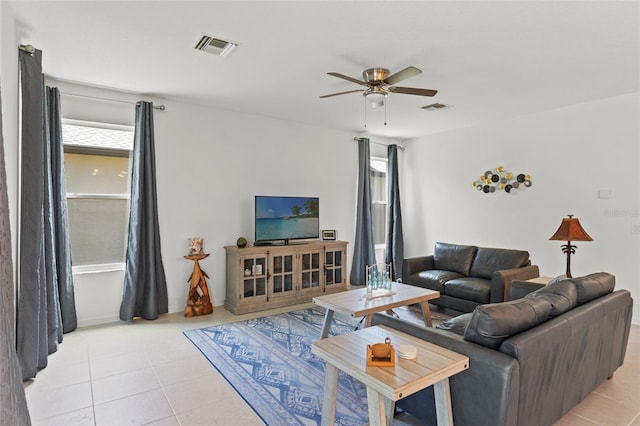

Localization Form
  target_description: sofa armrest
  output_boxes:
[509,280,546,300]
[491,264,540,303]
[402,255,435,283]
[370,313,520,426]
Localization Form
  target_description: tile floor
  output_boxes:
[24,303,640,426]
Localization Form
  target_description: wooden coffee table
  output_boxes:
[312,325,469,426]
[312,282,439,338]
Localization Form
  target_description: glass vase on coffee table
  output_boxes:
[365,263,395,299]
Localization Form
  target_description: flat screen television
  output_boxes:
[255,196,319,245]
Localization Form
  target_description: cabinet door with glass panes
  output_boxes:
[269,251,295,300]
[324,245,346,290]
[241,254,267,302]
[298,249,322,295]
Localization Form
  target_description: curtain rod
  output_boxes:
[60,91,166,110]
[18,45,165,110]
[353,137,405,151]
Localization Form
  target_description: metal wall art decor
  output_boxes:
[473,166,532,194]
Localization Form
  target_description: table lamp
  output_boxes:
[549,215,593,278]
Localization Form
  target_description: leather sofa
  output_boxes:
[402,242,540,312]
[372,272,633,426]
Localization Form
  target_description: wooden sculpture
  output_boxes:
[184,253,214,317]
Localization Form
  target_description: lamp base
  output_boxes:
[560,242,577,278]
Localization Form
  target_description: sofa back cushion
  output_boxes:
[569,272,615,305]
[524,279,578,318]
[469,247,530,279]
[463,297,552,349]
[433,242,478,276]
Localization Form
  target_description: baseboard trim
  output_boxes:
[76,304,190,328]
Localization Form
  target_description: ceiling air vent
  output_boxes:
[421,103,451,111]
[194,35,238,57]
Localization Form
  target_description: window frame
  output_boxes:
[370,156,388,249]
[62,119,134,274]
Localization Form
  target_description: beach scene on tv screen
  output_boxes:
[256,197,319,241]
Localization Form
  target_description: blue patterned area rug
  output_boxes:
[184,307,369,425]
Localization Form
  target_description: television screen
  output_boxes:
[255,196,319,243]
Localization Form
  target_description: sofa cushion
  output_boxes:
[569,272,615,305]
[463,297,553,349]
[435,312,473,336]
[469,247,530,279]
[433,242,477,276]
[547,275,568,285]
[444,277,491,304]
[410,270,465,292]
[524,279,578,318]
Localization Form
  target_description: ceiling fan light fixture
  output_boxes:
[367,92,386,108]
[364,87,387,108]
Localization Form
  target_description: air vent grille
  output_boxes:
[421,103,451,111]
[194,35,238,57]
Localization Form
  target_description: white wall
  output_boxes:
[402,93,640,324]
[156,97,359,321]
[51,80,360,326]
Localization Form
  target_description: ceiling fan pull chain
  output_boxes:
[384,97,388,126]
[364,96,367,128]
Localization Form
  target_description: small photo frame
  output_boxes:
[322,230,336,241]
[252,264,263,276]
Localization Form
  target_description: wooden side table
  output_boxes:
[184,253,214,317]
[312,325,468,426]
[526,276,553,285]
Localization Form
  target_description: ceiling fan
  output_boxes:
[319,66,437,107]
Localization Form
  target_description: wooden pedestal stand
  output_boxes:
[184,253,214,317]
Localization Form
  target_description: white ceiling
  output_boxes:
[8,1,640,139]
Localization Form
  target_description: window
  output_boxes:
[62,121,133,271]
[370,157,387,247]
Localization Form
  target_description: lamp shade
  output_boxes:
[549,215,593,242]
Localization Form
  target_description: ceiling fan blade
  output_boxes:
[388,86,438,97]
[319,89,364,98]
[327,72,366,85]
[384,66,422,85]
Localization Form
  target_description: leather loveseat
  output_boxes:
[402,242,540,313]
[372,272,633,426]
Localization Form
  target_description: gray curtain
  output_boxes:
[350,138,376,285]
[120,101,168,321]
[46,88,77,333]
[17,49,77,380]
[0,72,32,425]
[385,144,404,281]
